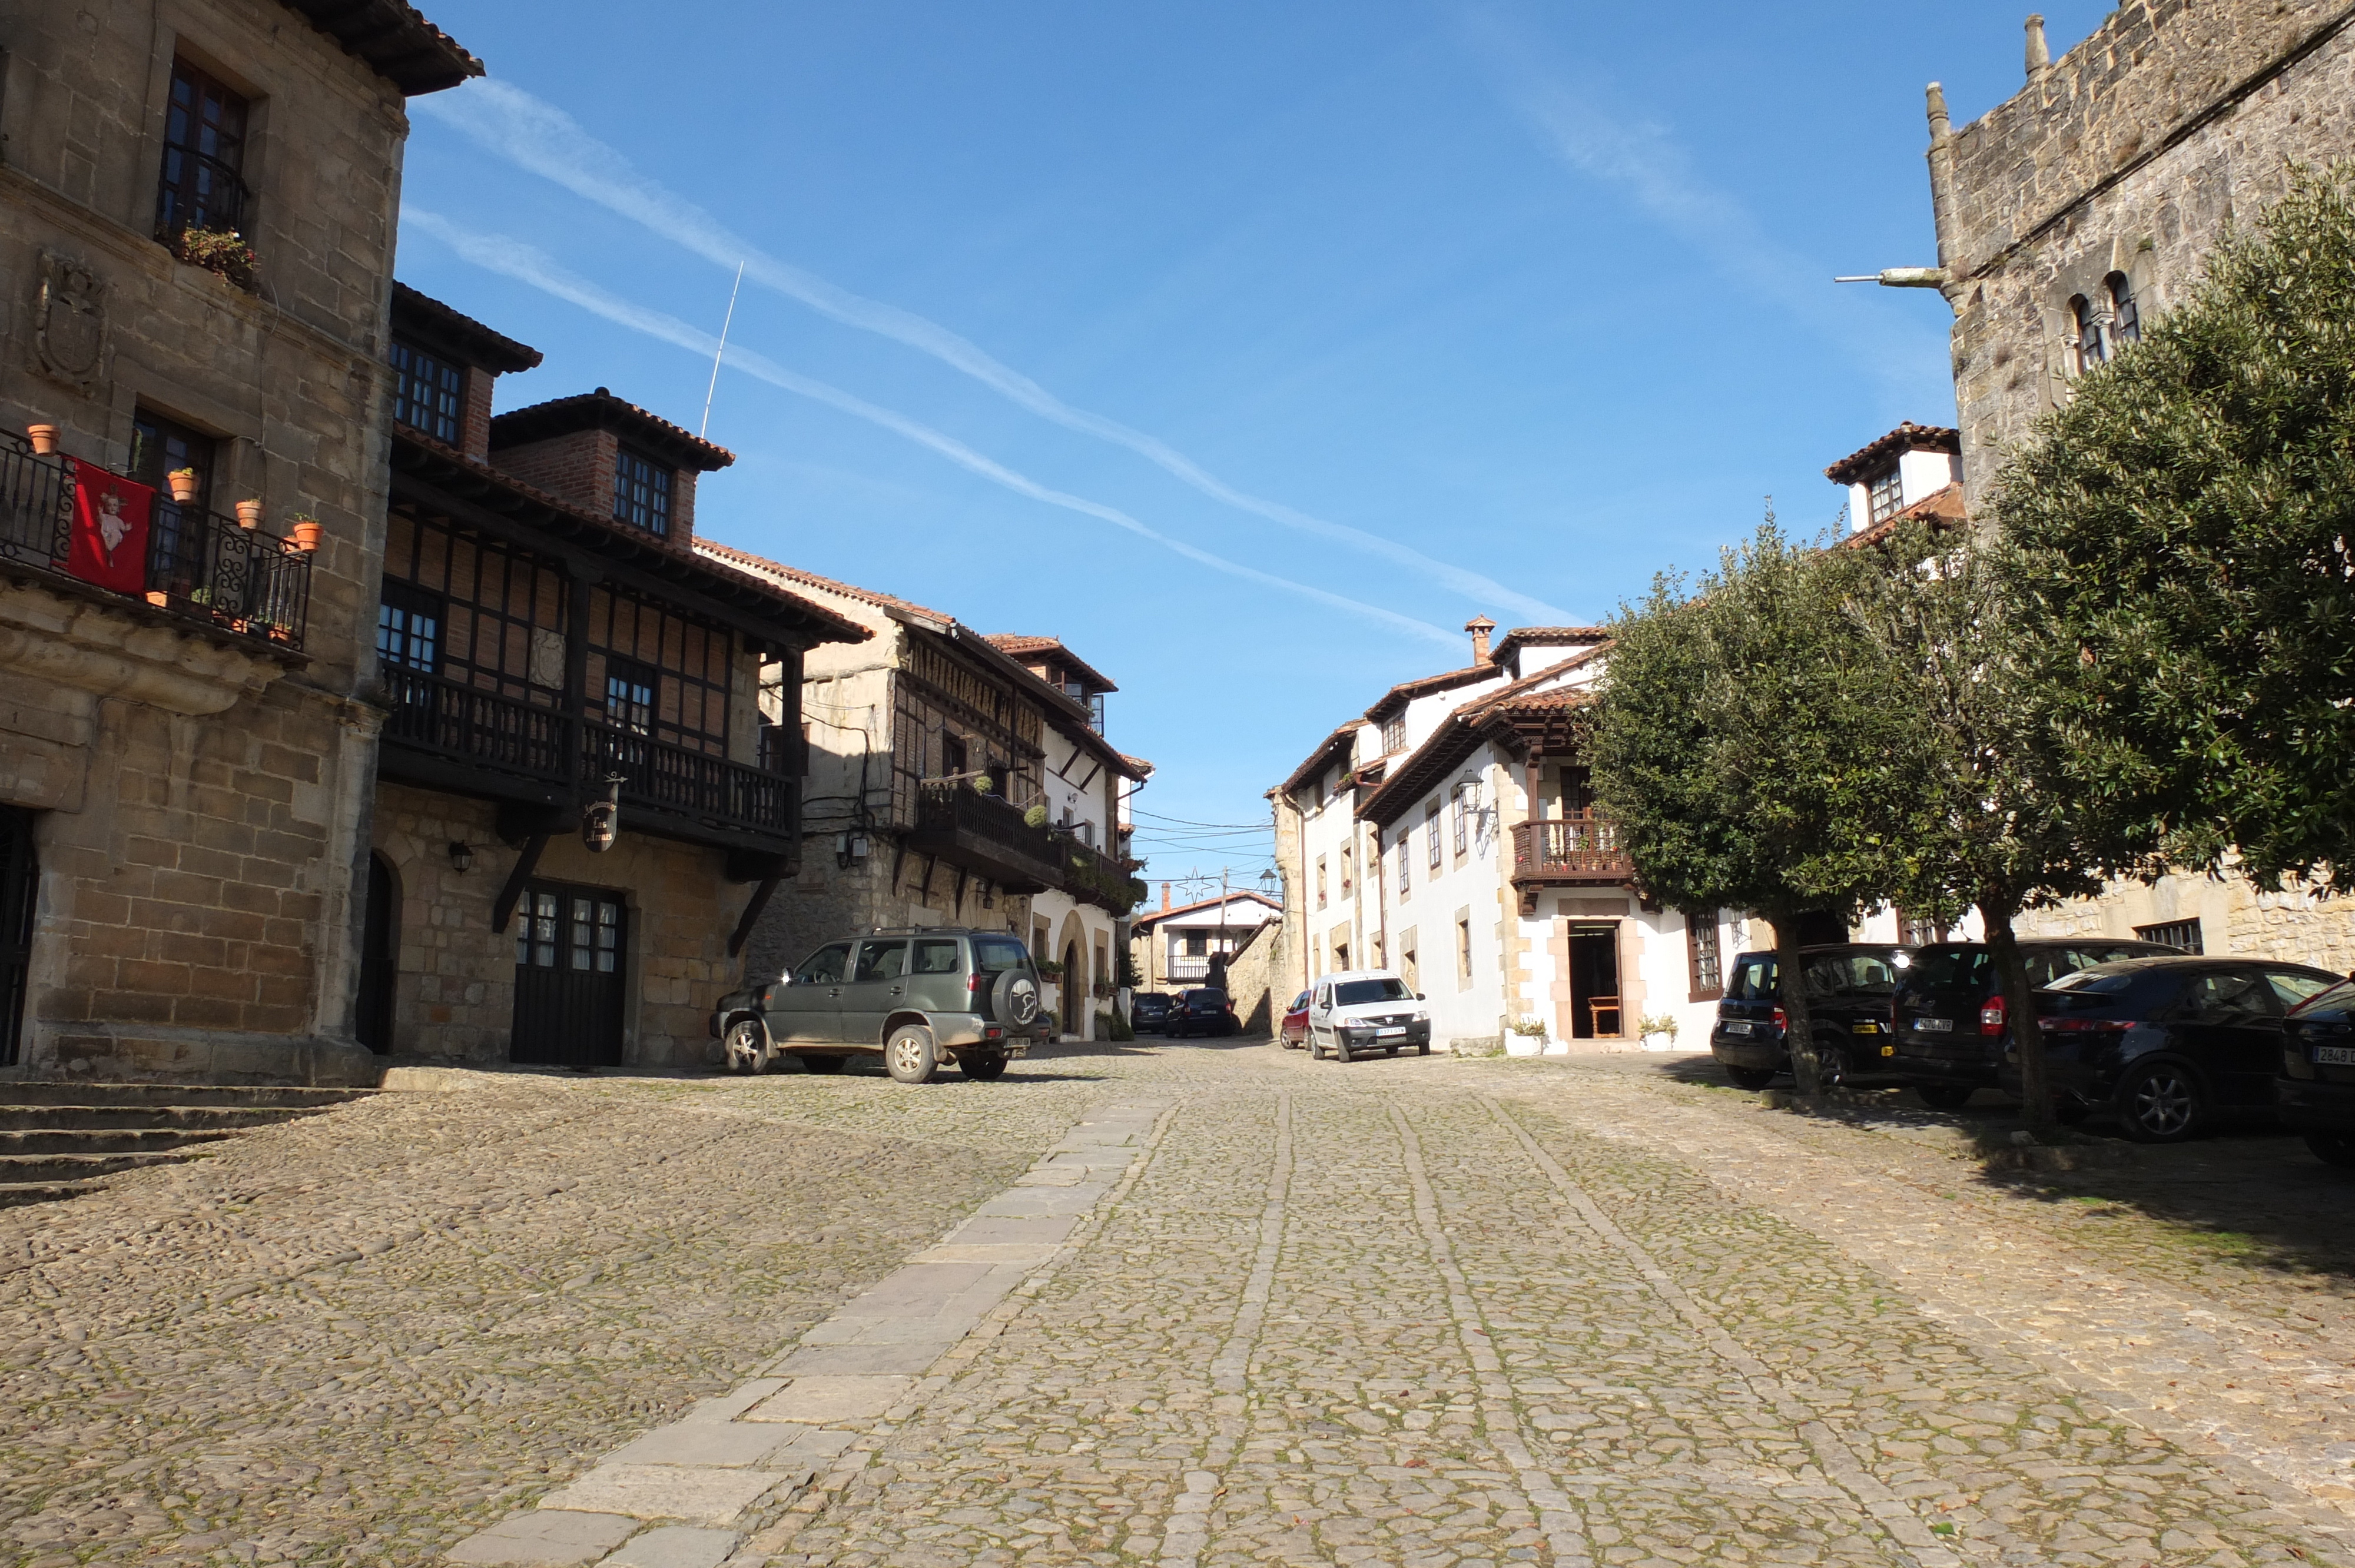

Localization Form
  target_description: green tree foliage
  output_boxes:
[1997,170,2355,892]
[1589,521,1908,1096]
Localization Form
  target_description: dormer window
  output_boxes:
[1867,467,1903,524]
[389,340,463,444]
[1381,715,1407,755]
[613,445,671,536]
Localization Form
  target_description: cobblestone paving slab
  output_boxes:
[0,1067,1097,1566]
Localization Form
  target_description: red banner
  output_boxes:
[65,459,153,595]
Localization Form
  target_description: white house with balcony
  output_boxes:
[1132,889,1283,991]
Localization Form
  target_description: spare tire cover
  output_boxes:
[991,968,1041,1027]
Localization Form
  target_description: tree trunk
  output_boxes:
[1978,896,2055,1139]
[1772,912,1822,1098]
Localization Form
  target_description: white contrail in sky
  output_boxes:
[413,79,1574,626]
[403,208,1463,653]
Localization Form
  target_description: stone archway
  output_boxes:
[1062,939,1081,1036]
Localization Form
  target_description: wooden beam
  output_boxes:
[728,875,782,958]
[492,832,550,934]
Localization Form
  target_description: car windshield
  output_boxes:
[1726,956,1777,1002]
[972,938,1029,974]
[1908,946,1991,991]
[2291,978,2355,1016]
[1335,978,1412,1006]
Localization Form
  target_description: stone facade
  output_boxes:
[1932,1,2355,511]
[0,0,475,1079]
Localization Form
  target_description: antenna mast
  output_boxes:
[699,261,747,438]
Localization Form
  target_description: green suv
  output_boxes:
[710,928,1044,1083]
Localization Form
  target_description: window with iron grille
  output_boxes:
[1867,467,1903,524]
[390,340,464,444]
[156,59,248,240]
[612,446,671,536]
[376,581,443,673]
[1686,913,1723,1002]
[2134,918,2204,954]
[1897,909,1946,946]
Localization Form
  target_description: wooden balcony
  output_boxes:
[1510,813,1635,912]
[908,781,1065,893]
[379,665,797,855]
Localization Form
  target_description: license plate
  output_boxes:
[1722,1020,1752,1036]
[2318,1046,2355,1066]
[1377,1027,1405,1038]
[1912,1018,1952,1034]
[1852,1022,1880,1034]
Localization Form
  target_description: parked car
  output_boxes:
[1889,938,2180,1108]
[2278,977,2355,1167]
[709,927,1042,1084]
[1129,992,1175,1035]
[1169,988,1238,1038]
[1305,971,1431,1061]
[1279,989,1311,1049]
[1996,956,2340,1140]
[1709,944,1913,1091]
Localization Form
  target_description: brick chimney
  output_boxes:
[1161,881,1172,911]
[1466,616,1496,666]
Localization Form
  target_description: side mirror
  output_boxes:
[1415,992,1426,1000]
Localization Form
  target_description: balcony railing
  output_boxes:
[0,433,313,650]
[1510,813,1634,882]
[380,665,797,843]
[1060,838,1147,915]
[911,782,1065,892]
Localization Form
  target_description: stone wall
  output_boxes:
[2014,868,2355,972]
[0,0,414,1079]
[1936,2,2355,510]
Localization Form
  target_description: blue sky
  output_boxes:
[397,1,2113,896]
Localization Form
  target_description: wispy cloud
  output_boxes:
[414,78,1570,625]
[1458,6,1948,400]
[403,208,1461,652]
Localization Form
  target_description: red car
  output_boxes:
[1280,989,1310,1049]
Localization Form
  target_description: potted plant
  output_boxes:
[1023,803,1049,830]
[235,499,264,529]
[287,514,322,553]
[1035,956,1064,979]
[1505,1015,1550,1055]
[172,228,258,291]
[1638,1014,1681,1052]
[166,467,200,504]
[26,424,59,456]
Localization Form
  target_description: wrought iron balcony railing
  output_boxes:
[0,432,313,650]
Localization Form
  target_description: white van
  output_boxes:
[1306,969,1432,1061]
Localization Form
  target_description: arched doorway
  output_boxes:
[356,852,398,1054]
[1061,939,1082,1037]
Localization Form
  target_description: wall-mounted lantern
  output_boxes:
[447,841,473,873]
[582,773,625,853]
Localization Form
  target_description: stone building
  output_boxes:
[1924,2,2355,513]
[1907,2,2355,968]
[0,0,476,1077]
[692,547,1150,1041]
[365,288,865,1069]
[1130,888,1282,992]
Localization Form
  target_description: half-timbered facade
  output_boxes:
[693,548,1150,1041]
[364,288,866,1069]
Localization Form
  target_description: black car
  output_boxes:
[1169,988,1236,1039]
[1710,944,1913,1091]
[1129,993,1174,1034]
[2279,978,2355,1167]
[1890,939,2180,1108]
[1995,956,2340,1140]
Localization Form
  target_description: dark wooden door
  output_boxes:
[356,853,396,1054]
[512,883,626,1067]
[0,808,36,1068]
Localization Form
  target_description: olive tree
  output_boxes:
[1589,521,1910,1098]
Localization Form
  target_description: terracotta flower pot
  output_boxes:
[236,500,264,529]
[26,424,59,455]
[167,471,200,504]
[289,519,323,553]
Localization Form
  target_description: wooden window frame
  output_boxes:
[383,509,569,705]
[1686,912,1724,1003]
[390,339,465,444]
[157,57,250,241]
[612,445,672,536]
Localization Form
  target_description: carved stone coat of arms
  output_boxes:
[34,253,106,391]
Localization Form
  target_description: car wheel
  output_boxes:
[2117,1061,2205,1142]
[1914,1084,1973,1111]
[724,1018,769,1075]
[798,1054,846,1075]
[1815,1044,1850,1089]
[885,1025,940,1085]
[2303,1130,2355,1168]
[1417,1041,1431,1055]
[1725,1067,1776,1091]
[1335,1036,1354,1063]
[961,1050,1009,1082]
[1308,1033,1325,1060]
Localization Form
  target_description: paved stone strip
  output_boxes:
[1391,1101,1597,1568]
[441,1097,1174,1568]
[1160,1089,1292,1568]
[1480,1095,1960,1568]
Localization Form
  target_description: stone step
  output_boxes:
[0,1128,238,1157]
[0,1150,206,1184]
[0,1104,311,1133]
[0,1082,368,1109]
[0,1180,105,1210]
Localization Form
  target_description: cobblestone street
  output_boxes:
[5,1041,2353,1568]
